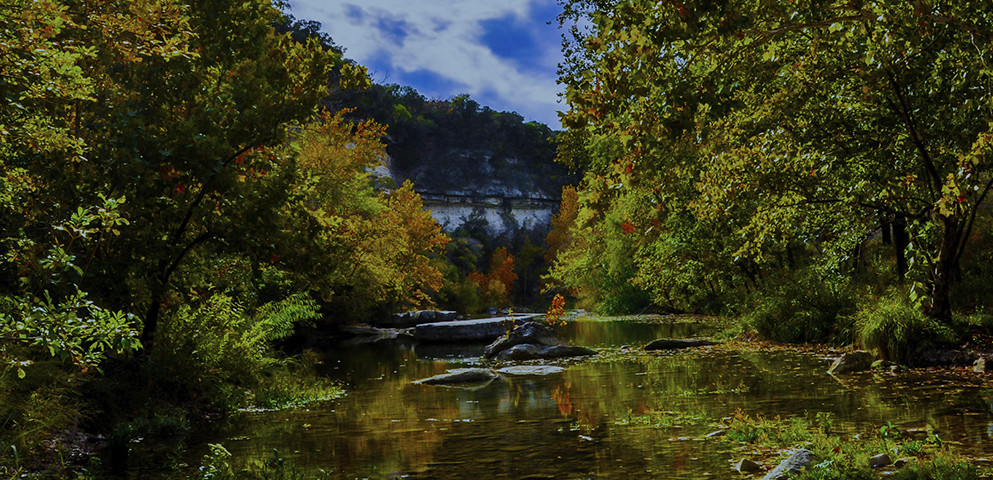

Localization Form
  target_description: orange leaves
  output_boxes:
[490,247,518,293]
[621,220,636,234]
[545,294,567,327]
[468,247,518,307]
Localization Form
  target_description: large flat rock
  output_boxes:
[413,315,537,342]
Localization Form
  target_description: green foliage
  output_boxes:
[558,0,993,322]
[718,411,985,480]
[743,269,857,344]
[0,355,80,471]
[331,85,570,199]
[854,292,957,364]
[891,451,981,480]
[151,293,319,410]
[1,194,141,373]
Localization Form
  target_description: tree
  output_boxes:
[545,185,580,264]
[558,0,993,320]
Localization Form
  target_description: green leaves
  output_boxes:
[556,0,993,318]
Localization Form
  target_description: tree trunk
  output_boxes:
[141,294,162,350]
[893,219,909,280]
[928,216,961,321]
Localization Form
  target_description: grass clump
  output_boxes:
[743,269,857,344]
[853,292,956,364]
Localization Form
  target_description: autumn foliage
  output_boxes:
[468,247,518,307]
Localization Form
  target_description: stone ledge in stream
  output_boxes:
[644,338,719,351]
[413,315,538,342]
[376,309,460,328]
[413,368,499,387]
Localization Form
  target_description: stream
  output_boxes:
[149,316,993,478]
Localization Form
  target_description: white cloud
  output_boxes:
[286,0,564,127]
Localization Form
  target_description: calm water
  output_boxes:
[165,317,993,478]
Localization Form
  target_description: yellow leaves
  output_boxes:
[338,63,370,90]
[937,173,964,218]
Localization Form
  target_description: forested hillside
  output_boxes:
[330,84,572,198]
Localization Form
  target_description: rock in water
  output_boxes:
[495,344,543,361]
[484,321,559,358]
[762,449,816,480]
[736,458,762,473]
[644,338,718,351]
[827,351,874,374]
[414,317,523,342]
[415,368,498,386]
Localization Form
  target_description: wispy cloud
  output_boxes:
[286,0,564,128]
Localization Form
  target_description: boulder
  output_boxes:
[483,320,598,361]
[869,453,892,468]
[736,458,763,474]
[484,321,559,357]
[496,365,565,376]
[415,368,498,386]
[644,338,718,351]
[827,351,874,374]
[495,344,543,361]
[762,449,816,480]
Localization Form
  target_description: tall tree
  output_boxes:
[558,0,993,320]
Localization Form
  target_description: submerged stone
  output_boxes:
[415,368,498,386]
[496,366,565,376]
[538,345,597,358]
[762,449,816,480]
[644,338,718,351]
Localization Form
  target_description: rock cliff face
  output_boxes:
[380,151,572,234]
[419,192,558,234]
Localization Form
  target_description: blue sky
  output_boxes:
[284,0,565,128]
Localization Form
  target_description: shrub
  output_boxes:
[150,293,320,410]
[854,292,956,364]
[744,270,857,344]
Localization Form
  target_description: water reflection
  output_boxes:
[169,318,993,479]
